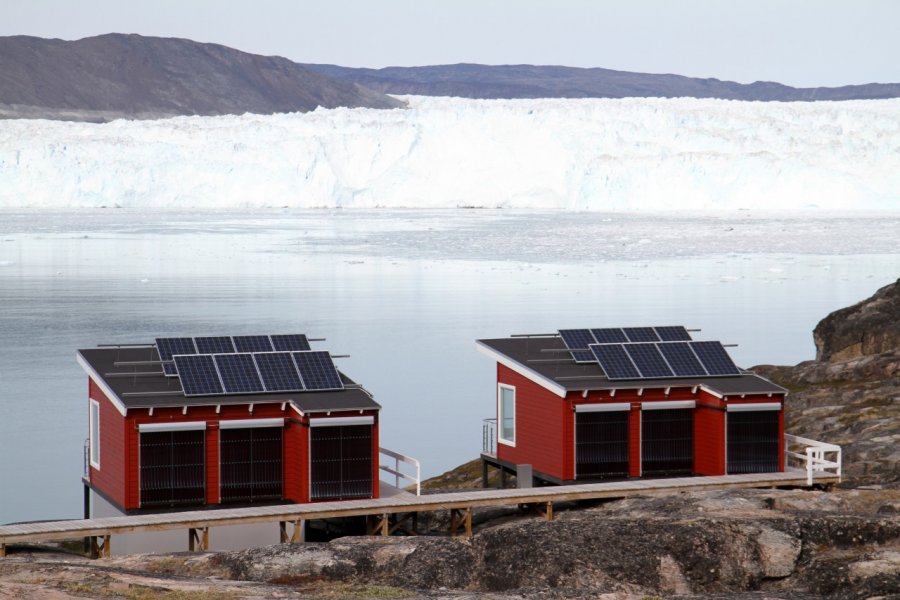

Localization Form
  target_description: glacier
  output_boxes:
[0,96,898,210]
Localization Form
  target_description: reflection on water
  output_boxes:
[0,210,896,524]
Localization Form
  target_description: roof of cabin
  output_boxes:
[77,346,381,413]
[477,336,787,397]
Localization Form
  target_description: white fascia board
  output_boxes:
[726,403,783,412]
[475,341,567,398]
[641,400,696,411]
[575,402,632,413]
[139,421,207,432]
[309,416,374,427]
[698,385,724,399]
[219,418,285,429]
[77,352,127,416]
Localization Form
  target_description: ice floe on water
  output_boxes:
[0,96,898,210]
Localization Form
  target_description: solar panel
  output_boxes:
[156,337,197,376]
[690,341,742,376]
[233,335,274,353]
[657,342,708,377]
[292,351,344,390]
[195,336,236,354]
[622,327,661,343]
[590,344,641,380]
[254,352,305,392]
[654,326,692,342]
[558,329,597,363]
[624,343,674,378]
[214,353,265,394]
[174,354,224,396]
[590,328,628,344]
[270,334,311,352]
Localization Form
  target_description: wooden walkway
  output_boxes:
[0,470,838,557]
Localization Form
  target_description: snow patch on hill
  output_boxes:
[1,96,898,210]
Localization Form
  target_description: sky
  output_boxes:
[2,0,898,88]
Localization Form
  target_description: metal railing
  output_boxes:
[784,433,842,485]
[379,446,421,496]
[83,438,90,479]
[483,418,497,454]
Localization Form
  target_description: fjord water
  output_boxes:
[0,209,897,524]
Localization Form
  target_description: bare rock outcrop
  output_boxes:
[754,278,900,486]
[814,277,900,363]
[218,489,900,598]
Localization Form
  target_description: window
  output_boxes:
[310,424,373,501]
[89,399,100,469]
[139,429,206,507]
[220,426,283,503]
[498,384,516,445]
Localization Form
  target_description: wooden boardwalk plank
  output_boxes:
[0,471,838,547]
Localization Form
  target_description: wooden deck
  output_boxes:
[0,469,839,557]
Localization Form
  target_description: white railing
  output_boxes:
[83,438,90,479]
[784,434,842,486]
[483,418,497,455]
[379,447,421,496]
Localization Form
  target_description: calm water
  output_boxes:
[0,209,897,524]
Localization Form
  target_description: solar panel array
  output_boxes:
[172,350,344,397]
[557,325,742,381]
[589,340,741,381]
[156,334,310,376]
[558,326,692,363]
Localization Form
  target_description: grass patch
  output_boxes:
[145,556,187,574]
[60,580,237,600]
[270,576,413,599]
[307,583,415,599]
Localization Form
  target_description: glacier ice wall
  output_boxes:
[0,96,898,210]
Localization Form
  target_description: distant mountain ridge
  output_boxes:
[2,34,899,123]
[303,63,900,102]
[0,34,403,121]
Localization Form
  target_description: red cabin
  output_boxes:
[477,326,786,485]
[78,334,380,515]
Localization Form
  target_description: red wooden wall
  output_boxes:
[493,367,785,481]
[88,380,127,509]
[88,377,380,512]
[495,364,569,479]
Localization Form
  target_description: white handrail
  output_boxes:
[784,433,842,485]
[379,446,421,496]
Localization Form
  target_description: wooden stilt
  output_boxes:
[279,520,304,543]
[449,507,473,537]
[90,535,110,559]
[188,527,208,552]
[481,460,489,488]
[388,512,419,536]
[366,514,389,536]
[0,543,6,558]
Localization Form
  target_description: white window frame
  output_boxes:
[498,384,516,447]
[89,399,101,469]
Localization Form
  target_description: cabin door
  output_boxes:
[641,408,694,476]
[727,411,780,474]
[309,424,373,501]
[139,430,205,508]
[220,426,283,503]
[575,410,630,480]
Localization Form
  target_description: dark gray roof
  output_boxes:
[77,346,381,413]
[477,336,787,396]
